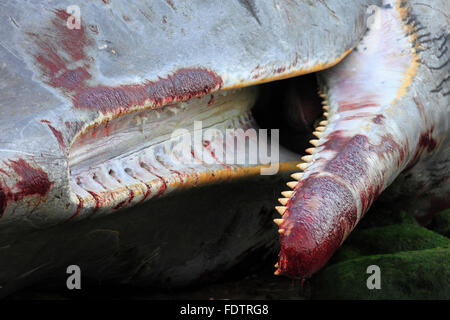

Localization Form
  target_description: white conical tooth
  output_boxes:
[281,191,294,198]
[297,163,308,171]
[305,148,315,155]
[309,139,319,147]
[278,229,285,234]
[323,111,329,116]
[291,172,303,181]
[278,198,289,206]
[286,181,298,189]
[273,218,284,226]
[301,155,313,162]
[316,126,325,132]
[275,206,287,215]
[319,120,328,126]
[313,131,322,138]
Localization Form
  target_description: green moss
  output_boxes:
[312,248,450,299]
[357,209,419,229]
[347,224,449,254]
[330,246,362,264]
[330,223,449,265]
[430,209,450,238]
[313,207,450,299]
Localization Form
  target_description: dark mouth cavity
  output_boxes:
[252,73,325,154]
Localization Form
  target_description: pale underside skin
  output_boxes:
[275,0,449,278]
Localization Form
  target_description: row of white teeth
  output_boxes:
[273,92,330,275]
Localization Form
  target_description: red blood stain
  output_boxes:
[360,184,383,214]
[88,24,99,34]
[279,132,409,278]
[278,175,357,278]
[0,159,54,217]
[40,120,66,150]
[138,182,153,203]
[341,113,373,121]
[30,10,222,115]
[72,68,222,113]
[142,184,152,200]
[29,9,92,91]
[338,102,378,112]
[165,0,177,11]
[139,162,168,198]
[33,44,92,91]
[413,97,426,119]
[69,195,84,220]
[7,159,54,200]
[52,10,90,61]
[87,191,101,215]
[47,124,66,151]
[104,120,111,136]
[276,66,286,74]
[324,134,405,182]
[113,189,135,210]
[190,150,203,164]
[92,173,108,190]
[170,170,185,184]
[324,134,372,182]
[372,114,385,124]
[156,182,167,197]
[203,140,228,169]
[406,127,438,170]
[113,200,128,210]
[417,129,437,152]
[320,130,349,152]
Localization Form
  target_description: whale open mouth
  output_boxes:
[66,1,426,281]
[67,3,417,221]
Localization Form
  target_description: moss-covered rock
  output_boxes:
[330,246,363,264]
[330,223,449,264]
[312,248,450,300]
[347,224,449,254]
[429,209,450,238]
